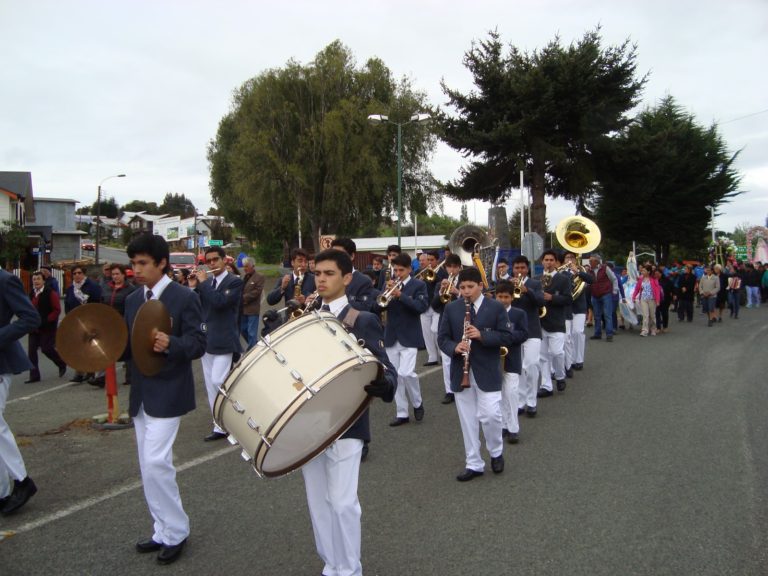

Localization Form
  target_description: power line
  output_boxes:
[720,108,768,125]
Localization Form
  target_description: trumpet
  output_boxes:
[377,278,404,308]
[291,291,320,318]
[293,272,305,300]
[415,259,445,283]
[439,273,458,304]
[512,273,524,299]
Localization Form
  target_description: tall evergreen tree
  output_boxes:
[441,28,646,236]
[593,96,741,260]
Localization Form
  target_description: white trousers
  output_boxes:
[302,438,364,576]
[440,351,452,394]
[454,371,503,472]
[501,372,520,434]
[571,313,586,365]
[202,352,233,434]
[420,308,440,363]
[386,342,421,418]
[518,338,541,409]
[539,330,566,391]
[134,406,189,546]
[0,374,27,498]
[563,319,573,370]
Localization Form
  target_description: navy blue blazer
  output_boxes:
[124,282,207,418]
[266,272,316,307]
[197,272,243,355]
[437,297,514,393]
[503,306,529,375]
[511,277,544,340]
[537,272,573,333]
[0,270,39,375]
[570,270,593,314]
[336,305,397,442]
[346,270,379,312]
[377,278,429,348]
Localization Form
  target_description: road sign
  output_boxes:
[522,232,544,261]
[736,245,747,260]
[209,239,223,246]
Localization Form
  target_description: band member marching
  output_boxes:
[376,253,429,426]
[124,234,206,565]
[431,254,463,404]
[437,267,514,481]
[266,248,316,308]
[419,250,445,367]
[537,250,573,397]
[303,249,396,576]
[509,256,545,417]
[377,244,402,292]
[561,251,592,372]
[330,238,379,312]
[494,281,529,444]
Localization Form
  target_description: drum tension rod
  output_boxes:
[247,417,272,448]
[341,337,368,364]
[260,338,287,365]
[290,369,317,396]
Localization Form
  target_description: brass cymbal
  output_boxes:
[56,304,128,373]
[131,300,172,377]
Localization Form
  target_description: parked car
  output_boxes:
[81,240,95,251]
[169,252,197,271]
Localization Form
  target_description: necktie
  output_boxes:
[212,278,217,290]
[146,289,153,302]
[321,304,331,312]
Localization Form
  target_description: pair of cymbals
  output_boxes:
[56,301,170,377]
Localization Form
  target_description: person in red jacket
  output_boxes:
[26,271,67,382]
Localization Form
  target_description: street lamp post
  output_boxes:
[705,204,716,243]
[368,112,430,246]
[95,174,126,265]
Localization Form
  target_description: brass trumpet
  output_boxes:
[415,259,445,283]
[512,273,523,299]
[292,291,320,318]
[377,278,404,308]
[439,273,457,304]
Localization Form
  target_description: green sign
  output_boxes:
[209,239,223,246]
[736,245,747,259]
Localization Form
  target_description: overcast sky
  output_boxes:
[2,0,766,239]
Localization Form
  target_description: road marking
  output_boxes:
[7,382,77,405]
[9,445,236,536]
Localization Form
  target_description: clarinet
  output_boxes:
[461,298,472,388]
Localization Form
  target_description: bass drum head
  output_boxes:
[257,360,378,477]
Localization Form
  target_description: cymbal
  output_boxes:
[131,300,172,377]
[56,304,128,373]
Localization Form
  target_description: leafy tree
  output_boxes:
[207,40,439,252]
[730,222,752,246]
[593,96,741,261]
[441,28,646,236]
[160,193,196,217]
[0,221,29,269]
[459,204,469,223]
[121,200,160,214]
[89,196,119,218]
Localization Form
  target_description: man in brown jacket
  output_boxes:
[240,257,265,349]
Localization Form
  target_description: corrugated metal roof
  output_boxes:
[352,235,449,252]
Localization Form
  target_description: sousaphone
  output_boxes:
[555,216,602,299]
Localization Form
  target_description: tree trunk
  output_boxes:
[530,161,547,238]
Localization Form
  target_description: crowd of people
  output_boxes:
[2,235,766,574]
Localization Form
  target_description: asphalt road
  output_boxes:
[1,306,767,576]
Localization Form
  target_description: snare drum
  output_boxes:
[213,310,380,478]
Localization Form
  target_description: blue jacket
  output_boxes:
[537,272,572,333]
[337,305,397,442]
[64,277,102,313]
[124,281,207,418]
[266,272,316,307]
[377,277,429,348]
[503,306,529,375]
[346,270,379,312]
[437,296,514,393]
[0,270,39,374]
[197,272,243,355]
[511,277,545,340]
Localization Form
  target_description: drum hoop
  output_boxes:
[256,357,380,478]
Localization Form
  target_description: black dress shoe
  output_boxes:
[507,432,519,444]
[589,335,602,340]
[572,363,583,371]
[501,428,509,438]
[157,538,187,565]
[89,376,106,388]
[71,374,86,383]
[606,335,613,342]
[58,365,67,378]
[491,455,504,474]
[204,431,227,442]
[456,468,484,482]
[413,404,425,421]
[441,393,455,404]
[526,407,537,418]
[423,361,439,367]
[1,477,37,515]
[136,538,163,553]
[24,377,41,384]
[556,379,567,392]
[565,368,574,379]
[389,417,409,427]
[537,389,553,398]
[517,406,525,415]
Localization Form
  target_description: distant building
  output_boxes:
[31,197,86,263]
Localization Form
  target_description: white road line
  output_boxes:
[7,382,77,405]
[10,445,236,536]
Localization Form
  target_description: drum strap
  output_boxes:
[341,307,360,331]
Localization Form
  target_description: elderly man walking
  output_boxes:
[240,257,264,350]
[588,254,618,342]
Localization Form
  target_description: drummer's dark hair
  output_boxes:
[127,233,171,274]
[315,249,353,275]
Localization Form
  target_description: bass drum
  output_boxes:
[213,310,380,478]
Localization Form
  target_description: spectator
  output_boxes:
[64,265,102,383]
[655,268,674,333]
[40,266,60,294]
[744,263,761,308]
[240,257,265,351]
[102,264,137,386]
[632,266,662,337]
[26,271,67,383]
[675,265,696,322]
[698,265,719,327]
[588,255,616,341]
[713,264,728,323]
